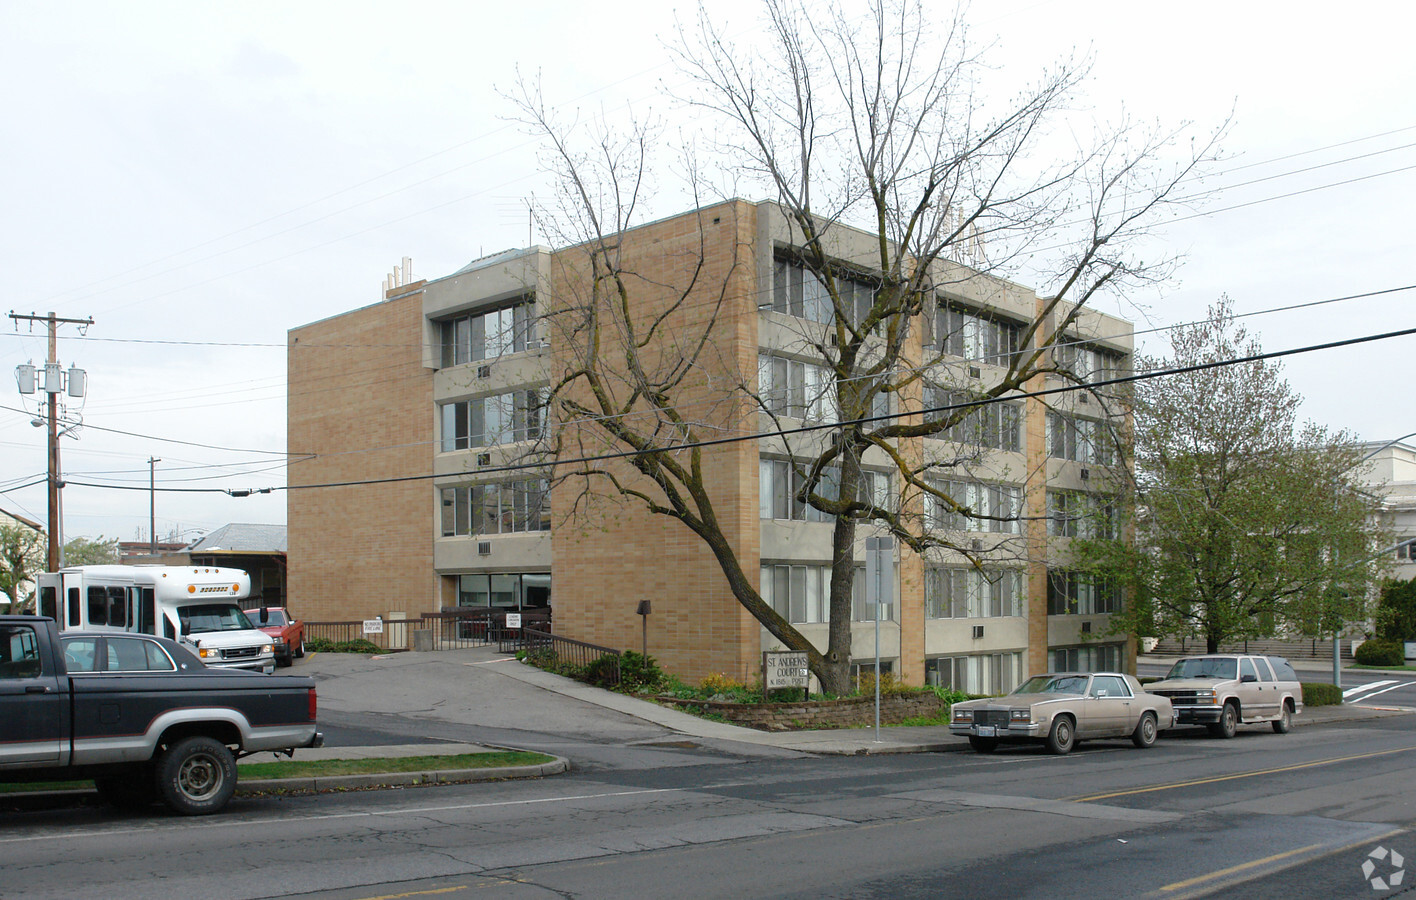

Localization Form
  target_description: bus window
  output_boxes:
[140,588,155,634]
[87,586,108,626]
[107,586,127,628]
[39,586,57,621]
[67,588,81,627]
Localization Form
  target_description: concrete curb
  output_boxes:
[237,757,570,794]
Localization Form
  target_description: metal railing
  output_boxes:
[514,626,621,685]
[419,608,553,649]
[304,619,414,652]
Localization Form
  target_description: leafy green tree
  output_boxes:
[1073,296,1383,652]
[0,522,46,611]
[63,535,120,567]
[1375,578,1416,641]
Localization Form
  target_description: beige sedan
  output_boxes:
[950,672,1176,755]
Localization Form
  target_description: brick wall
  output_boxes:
[660,692,945,731]
[287,289,436,624]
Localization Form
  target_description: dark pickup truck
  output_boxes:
[0,615,323,815]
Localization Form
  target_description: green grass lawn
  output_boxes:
[0,751,556,795]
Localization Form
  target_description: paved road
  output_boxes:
[4,713,1414,899]
[5,647,1416,899]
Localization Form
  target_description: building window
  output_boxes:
[455,572,551,609]
[1046,570,1122,615]
[760,563,895,625]
[925,480,1021,534]
[925,388,1022,452]
[771,257,877,327]
[1051,340,1127,385]
[1397,540,1416,561]
[758,354,840,422]
[759,461,892,522]
[936,304,1022,367]
[924,567,1023,618]
[926,651,1023,694]
[1049,643,1124,673]
[440,390,547,452]
[1046,491,1118,539]
[1046,412,1115,465]
[439,300,536,367]
[440,480,551,536]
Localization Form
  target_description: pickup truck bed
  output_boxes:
[0,615,322,814]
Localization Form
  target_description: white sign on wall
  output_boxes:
[764,651,810,689]
[505,613,523,629]
[362,617,384,635]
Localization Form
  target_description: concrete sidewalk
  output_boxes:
[263,653,1416,768]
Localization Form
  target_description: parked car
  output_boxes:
[254,607,304,667]
[0,615,322,815]
[950,672,1176,755]
[1145,654,1303,737]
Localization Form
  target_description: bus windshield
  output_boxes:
[178,603,256,635]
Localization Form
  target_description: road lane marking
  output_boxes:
[1344,679,1397,698]
[1347,681,1415,702]
[1153,843,1325,893]
[1071,745,1416,802]
[1146,827,1406,899]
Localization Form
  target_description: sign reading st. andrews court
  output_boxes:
[763,651,810,690]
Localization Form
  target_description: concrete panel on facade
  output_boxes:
[923,616,1029,656]
[434,532,551,573]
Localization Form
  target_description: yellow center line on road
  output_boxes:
[1071,744,1416,802]
[1152,843,1325,894]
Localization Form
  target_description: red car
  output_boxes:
[254,607,305,667]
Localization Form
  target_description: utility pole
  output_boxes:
[149,457,161,554]
[10,310,93,572]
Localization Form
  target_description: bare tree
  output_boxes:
[511,0,1224,694]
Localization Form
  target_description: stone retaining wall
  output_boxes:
[660,692,945,731]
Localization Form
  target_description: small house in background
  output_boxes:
[121,523,288,610]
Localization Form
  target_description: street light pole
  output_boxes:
[149,457,161,554]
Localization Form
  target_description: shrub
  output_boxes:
[617,650,666,691]
[583,654,621,688]
[853,670,914,697]
[700,672,746,695]
[1354,639,1406,667]
[1303,682,1343,706]
[303,637,383,654]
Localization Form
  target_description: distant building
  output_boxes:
[1358,440,1416,580]
[120,523,288,608]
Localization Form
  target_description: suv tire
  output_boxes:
[1208,702,1239,739]
[1272,702,1293,734]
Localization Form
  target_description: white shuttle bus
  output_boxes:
[35,565,276,674]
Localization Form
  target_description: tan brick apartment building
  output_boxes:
[288,199,1134,690]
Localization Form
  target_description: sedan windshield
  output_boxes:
[1014,675,1090,695]
[178,603,255,635]
[1166,657,1238,680]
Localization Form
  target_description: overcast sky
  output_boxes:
[2,0,1413,546]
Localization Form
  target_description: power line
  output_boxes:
[55,320,1416,495]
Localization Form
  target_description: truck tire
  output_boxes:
[1208,702,1239,739]
[95,768,158,810]
[294,638,305,659]
[156,736,237,816]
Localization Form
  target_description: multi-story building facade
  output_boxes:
[1359,440,1416,579]
[288,200,1134,690]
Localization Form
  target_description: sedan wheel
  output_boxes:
[1131,712,1158,748]
[1046,716,1075,755]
